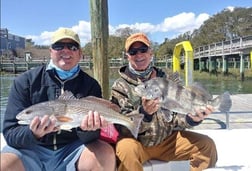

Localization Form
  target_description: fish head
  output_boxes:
[134,77,164,100]
[16,102,54,123]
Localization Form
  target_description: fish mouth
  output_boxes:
[18,120,32,125]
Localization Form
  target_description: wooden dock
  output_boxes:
[0,60,93,73]
[1,94,252,171]
[194,94,252,130]
[0,59,170,73]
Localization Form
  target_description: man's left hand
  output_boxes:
[80,111,108,131]
[188,105,214,122]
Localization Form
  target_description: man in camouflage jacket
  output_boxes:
[110,33,218,171]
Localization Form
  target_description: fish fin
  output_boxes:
[166,71,183,86]
[55,116,73,122]
[187,82,212,100]
[159,108,173,122]
[52,115,75,131]
[212,91,232,112]
[83,96,121,112]
[58,91,77,100]
[59,125,73,132]
[125,113,144,138]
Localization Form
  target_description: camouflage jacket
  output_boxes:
[111,66,195,147]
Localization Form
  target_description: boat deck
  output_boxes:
[1,94,252,171]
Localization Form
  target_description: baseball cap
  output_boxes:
[51,28,81,46]
[125,33,150,52]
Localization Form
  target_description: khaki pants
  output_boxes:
[116,130,217,171]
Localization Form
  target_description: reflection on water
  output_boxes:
[195,79,252,95]
[1,71,252,131]
[1,74,16,131]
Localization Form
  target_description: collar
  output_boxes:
[128,63,153,81]
[46,59,80,80]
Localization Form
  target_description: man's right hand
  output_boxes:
[141,97,159,115]
[29,115,58,139]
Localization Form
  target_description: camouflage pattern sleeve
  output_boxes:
[172,112,200,130]
[110,78,140,115]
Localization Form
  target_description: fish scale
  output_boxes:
[16,91,144,138]
[134,72,232,118]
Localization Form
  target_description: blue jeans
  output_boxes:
[1,140,85,171]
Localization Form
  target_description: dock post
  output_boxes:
[250,50,252,69]
[239,52,244,81]
[225,112,230,129]
[222,55,228,75]
[90,0,109,99]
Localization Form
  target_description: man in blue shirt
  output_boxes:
[1,28,115,171]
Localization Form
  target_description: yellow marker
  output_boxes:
[172,41,193,86]
[250,50,252,68]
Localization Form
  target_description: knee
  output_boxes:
[94,141,116,170]
[116,138,141,157]
[77,140,116,171]
[0,153,25,171]
[202,136,218,166]
[101,141,116,160]
[203,136,217,151]
[199,136,218,159]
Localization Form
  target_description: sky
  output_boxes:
[1,0,251,46]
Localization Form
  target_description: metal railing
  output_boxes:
[194,35,252,58]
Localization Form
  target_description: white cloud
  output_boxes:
[72,21,92,45]
[27,12,210,46]
[26,21,92,46]
[226,6,235,12]
[112,22,155,33]
[26,31,52,46]
[157,12,196,31]
[196,13,210,26]
[155,12,210,34]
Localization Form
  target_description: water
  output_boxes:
[1,71,252,132]
[1,74,15,131]
[194,78,252,94]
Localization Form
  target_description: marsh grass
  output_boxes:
[162,68,252,81]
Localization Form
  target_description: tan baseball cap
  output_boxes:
[125,33,150,52]
[51,28,81,45]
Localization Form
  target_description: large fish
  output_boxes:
[134,72,232,121]
[16,91,143,138]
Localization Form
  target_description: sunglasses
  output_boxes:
[51,42,80,51]
[128,46,149,55]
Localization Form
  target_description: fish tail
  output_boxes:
[211,91,232,112]
[127,114,144,138]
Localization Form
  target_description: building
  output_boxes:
[0,28,26,56]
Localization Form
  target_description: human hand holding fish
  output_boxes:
[141,97,160,115]
[16,91,144,138]
[187,105,214,122]
[134,72,232,123]
[29,115,59,139]
[28,110,110,138]
[80,111,109,131]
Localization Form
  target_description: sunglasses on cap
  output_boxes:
[51,42,80,51]
[127,46,149,56]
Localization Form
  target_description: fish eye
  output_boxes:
[25,110,33,114]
